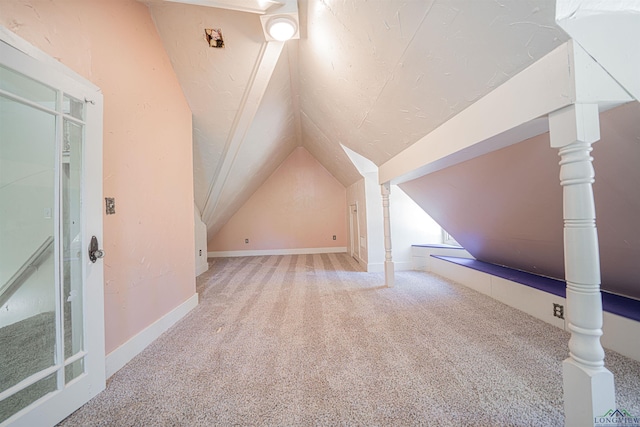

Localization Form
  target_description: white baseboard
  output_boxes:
[367,262,384,273]
[105,293,199,378]
[394,261,413,272]
[364,261,412,273]
[196,260,209,277]
[208,247,347,258]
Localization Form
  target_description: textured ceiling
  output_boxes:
[145,0,569,240]
[298,0,568,166]
[148,2,266,212]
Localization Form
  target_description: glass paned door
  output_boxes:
[0,34,105,427]
[0,70,58,420]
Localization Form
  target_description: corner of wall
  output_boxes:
[105,293,198,378]
[194,204,209,276]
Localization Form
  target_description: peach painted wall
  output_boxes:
[0,0,196,354]
[209,147,347,251]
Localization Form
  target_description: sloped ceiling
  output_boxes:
[298,0,568,165]
[400,101,640,300]
[209,45,299,234]
[148,1,300,239]
[147,2,267,211]
[144,0,639,298]
[144,0,568,242]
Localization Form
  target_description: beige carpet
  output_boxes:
[59,254,640,426]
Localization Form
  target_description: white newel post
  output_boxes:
[549,104,615,427]
[381,182,395,287]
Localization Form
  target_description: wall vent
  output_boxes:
[205,29,224,48]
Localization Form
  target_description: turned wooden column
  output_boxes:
[381,182,394,287]
[549,104,615,427]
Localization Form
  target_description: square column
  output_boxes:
[549,104,615,427]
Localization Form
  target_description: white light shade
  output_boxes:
[268,17,297,41]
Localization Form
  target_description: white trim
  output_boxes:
[105,293,199,378]
[349,202,360,261]
[0,29,106,427]
[392,261,413,272]
[379,40,632,185]
[165,0,273,15]
[208,247,347,258]
[0,26,99,92]
[379,41,573,184]
[201,41,284,225]
[366,262,384,273]
[350,254,367,271]
[196,261,209,277]
[365,261,412,273]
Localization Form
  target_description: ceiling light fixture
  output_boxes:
[267,17,297,41]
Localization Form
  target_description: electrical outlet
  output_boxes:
[245,238,249,244]
[553,303,564,319]
[333,235,336,240]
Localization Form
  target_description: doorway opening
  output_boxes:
[349,203,360,262]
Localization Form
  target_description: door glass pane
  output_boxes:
[0,95,57,396]
[63,118,83,359]
[0,64,56,110]
[65,358,84,384]
[63,95,84,120]
[0,373,57,424]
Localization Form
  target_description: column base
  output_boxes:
[563,358,615,427]
[384,261,395,288]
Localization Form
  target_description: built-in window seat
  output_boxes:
[411,244,640,362]
[432,255,640,323]
[412,244,464,249]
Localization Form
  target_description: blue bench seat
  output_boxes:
[431,255,640,323]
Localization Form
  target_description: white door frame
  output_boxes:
[349,203,360,261]
[0,27,105,427]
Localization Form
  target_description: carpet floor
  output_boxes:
[59,254,640,426]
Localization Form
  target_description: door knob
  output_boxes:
[89,235,105,263]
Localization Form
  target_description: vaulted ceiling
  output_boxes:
[143,0,569,240]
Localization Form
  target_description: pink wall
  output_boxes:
[1,0,196,354]
[209,147,347,251]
